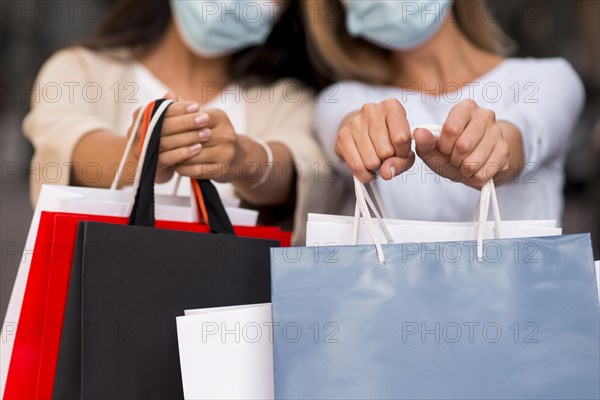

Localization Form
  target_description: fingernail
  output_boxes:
[195,113,209,126]
[390,166,396,179]
[190,144,202,154]
[187,103,200,113]
[198,129,211,139]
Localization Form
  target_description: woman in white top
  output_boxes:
[306,0,584,222]
[24,0,346,242]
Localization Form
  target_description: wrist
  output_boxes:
[235,136,265,184]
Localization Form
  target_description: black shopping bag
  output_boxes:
[53,99,275,399]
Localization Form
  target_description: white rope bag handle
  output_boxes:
[352,176,394,265]
[109,100,175,215]
[111,100,182,197]
[110,103,148,191]
[352,123,503,264]
[473,179,503,261]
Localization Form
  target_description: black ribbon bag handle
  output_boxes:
[128,99,234,234]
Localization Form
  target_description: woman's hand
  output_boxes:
[127,93,211,183]
[414,99,521,189]
[335,98,415,183]
[173,108,259,183]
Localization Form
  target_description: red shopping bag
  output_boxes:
[3,209,289,399]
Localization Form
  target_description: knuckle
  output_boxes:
[349,115,362,130]
[392,130,411,144]
[382,98,402,111]
[338,126,351,141]
[450,153,462,167]
[461,157,479,175]
[443,122,461,138]
[474,174,488,187]
[182,116,195,131]
[454,137,472,154]
[460,165,472,178]
[358,172,372,184]
[479,108,496,122]
[364,157,381,172]
[460,99,477,109]
[179,147,191,159]
[361,102,377,115]
[345,158,363,174]
[378,145,395,160]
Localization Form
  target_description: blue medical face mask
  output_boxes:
[170,0,281,57]
[342,0,453,50]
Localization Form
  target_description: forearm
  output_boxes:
[493,121,525,186]
[71,130,137,188]
[233,137,295,206]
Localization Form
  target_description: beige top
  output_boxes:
[23,46,351,243]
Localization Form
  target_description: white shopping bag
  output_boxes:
[306,179,561,246]
[176,303,274,400]
[307,214,561,245]
[58,185,258,225]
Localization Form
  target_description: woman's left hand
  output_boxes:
[413,99,515,189]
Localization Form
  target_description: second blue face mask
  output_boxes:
[170,0,281,57]
[342,0,454,50]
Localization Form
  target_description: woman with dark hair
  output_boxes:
[23,0,343,242]
[307,0,584,223]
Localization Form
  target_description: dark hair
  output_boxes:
[81,0,328,89]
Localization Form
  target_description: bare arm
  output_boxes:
[71,130,134,188]
[232,138,295,206]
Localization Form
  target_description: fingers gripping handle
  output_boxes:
[352,123,503,264]
[125,99,235,234]
[414,124,503,261]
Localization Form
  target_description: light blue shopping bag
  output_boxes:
[271,180,600,399]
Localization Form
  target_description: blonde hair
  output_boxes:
[302,0,516,85]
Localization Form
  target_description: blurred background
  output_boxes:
[1,0,599,323]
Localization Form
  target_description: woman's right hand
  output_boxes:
[127,92,212,183]
[335,98,415,183]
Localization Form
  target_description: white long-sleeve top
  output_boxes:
[315,58,585,223]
